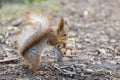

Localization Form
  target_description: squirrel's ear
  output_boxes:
[57,17,64,32]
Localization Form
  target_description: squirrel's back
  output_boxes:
[16,13,50,56]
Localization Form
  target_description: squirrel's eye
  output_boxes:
[63,33,67,36]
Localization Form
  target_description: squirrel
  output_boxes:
[15,12,67,74]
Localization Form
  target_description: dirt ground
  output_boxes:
[0,0,120,80]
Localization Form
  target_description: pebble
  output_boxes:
[68,31,77,37]
[97,48,106,54]
[63,57,71,61]
[0,35,4,41]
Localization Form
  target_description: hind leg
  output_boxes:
[23,52,43,74]
[29,54,43,74]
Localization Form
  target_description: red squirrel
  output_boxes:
[15,12,67,74]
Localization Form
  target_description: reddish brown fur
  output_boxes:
[17,12,51,57]
[57,17,64,36]
[21,29,50,56]
[16,13,67,73]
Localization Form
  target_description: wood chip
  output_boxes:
[0,57,18,63]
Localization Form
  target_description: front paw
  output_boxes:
[60,40,66,44]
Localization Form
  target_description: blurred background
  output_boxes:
[0,0,120,80]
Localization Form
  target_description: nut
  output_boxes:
[71,49,76,55]
[61,48,66,54]
[65,43,72,50]
[66,49,73,58]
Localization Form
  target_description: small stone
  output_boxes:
[84,10,88,16]
[11,18,22,26]
[63,57,71,61]
[85,69,94,73]
[97,48,106,54]
[110,39,116,43]
[15,70,21,75]
[0,35,4,41]
[75,43,81,49]
[68,31,77,37]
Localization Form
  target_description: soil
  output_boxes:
[0,0,120,80]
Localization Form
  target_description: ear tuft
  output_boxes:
[58,17,64,31]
